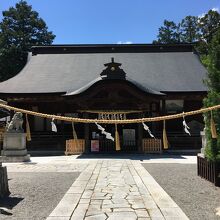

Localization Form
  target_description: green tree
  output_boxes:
[180,16,200,43]
[153,20,180,44]
[196,10,220,56]
[203,28,220,162]
[199,10,220,43]
[0,0,55,81]
[153,10,220,52]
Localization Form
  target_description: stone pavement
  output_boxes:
[46,159,189,220]
[3,156,88,173]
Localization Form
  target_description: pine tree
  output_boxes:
[154,20,180,44]
[180,16,200,43]
[0,0,55,81]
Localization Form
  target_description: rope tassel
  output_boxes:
[211,111,217,139]
[25,114,31,141]
[115,124,121,151]
[72,122,78,140]
[163,121,169,149]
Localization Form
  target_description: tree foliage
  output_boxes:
[154,10,220,55]
[153,20,180,44]
[154,10,220,161]
[203,29,220,162]
[199,10,220,43]
[0,0,55,81]
[180,16,200,43]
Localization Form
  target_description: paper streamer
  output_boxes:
[95,122,114,141]
[182,114,191,136]
[142,122,155,138]
[51,118,57,132]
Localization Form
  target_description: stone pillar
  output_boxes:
[200,128,207,155]
[0,163,10,197]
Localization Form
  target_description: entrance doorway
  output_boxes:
[89,123,138,153]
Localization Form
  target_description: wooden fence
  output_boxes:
[65,139,85,155]
[197,155,220,186]
[142,138,162,154]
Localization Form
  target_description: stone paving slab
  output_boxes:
[3,162,88,172]
[47,159,189,220]
[47,217,70,220]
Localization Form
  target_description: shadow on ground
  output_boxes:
[76,152,190,160]
[0,196,23,215]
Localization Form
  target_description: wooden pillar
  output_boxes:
[43,118,47,131]
[83,113,90,153]
[137,113,143,153]
[161,99,166,115]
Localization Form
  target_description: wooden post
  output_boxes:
[0,163,10,197]
[137,113,143,153]
[161,99,166,115]
[83,113,90,153]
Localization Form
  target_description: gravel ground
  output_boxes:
[0,172,80,220]
[142,163,220,220]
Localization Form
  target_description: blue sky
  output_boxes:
[0,0,219,44]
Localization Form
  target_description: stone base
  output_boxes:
[0,154,30,163]
[0,166,10,197]
[2,132,30,162]
[3,132,26,150]
[1,149,27,156]
[1,149,28,156]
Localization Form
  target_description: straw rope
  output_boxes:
[0,103,219,124]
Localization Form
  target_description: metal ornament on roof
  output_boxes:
[100,57,126,80]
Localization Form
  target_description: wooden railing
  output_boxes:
[142,138,162,154]
[65,139,85,155]
[197,155,220,186]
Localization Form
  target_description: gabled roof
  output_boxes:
[0,44,208,94]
